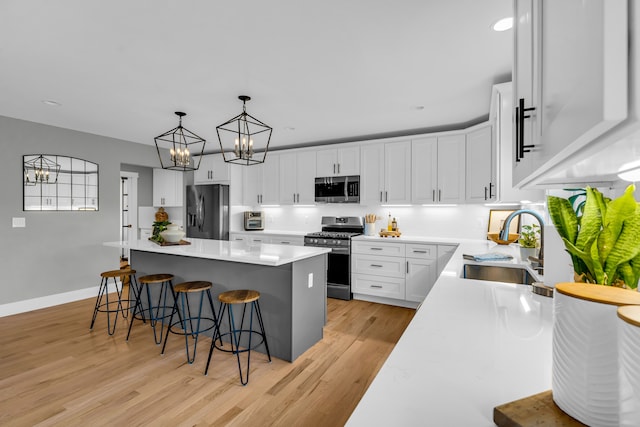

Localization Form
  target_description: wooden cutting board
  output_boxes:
[379,230,402,238]
[149,239,191,246]
[493,390,587,426]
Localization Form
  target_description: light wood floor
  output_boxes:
[0,295,414,426]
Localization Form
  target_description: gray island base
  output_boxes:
[130,248,327,362]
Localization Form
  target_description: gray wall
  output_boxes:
[1,115,160,304]
[121,163,153,206]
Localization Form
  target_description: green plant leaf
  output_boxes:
[603,210,640,282]
[590,236,605,284]
[598,185,637,262]
[575,187,603,251]
[548,196,578,244]
[617,262,636,289]
[562,236,596,281]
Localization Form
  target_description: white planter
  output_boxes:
[519,246,538,261]
[552,283,640,426]
[617,305,640,427]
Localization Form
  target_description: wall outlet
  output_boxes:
[12,217,26,228]
[308,273,313,288]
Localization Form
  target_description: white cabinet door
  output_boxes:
[153,168,183,207]
[242,164,262,206]
[405,258,437,302]
[352,253,405,278]
[296,151,316,204]
[512,0,539,186]
[337,146,360,175]
[411,137,438,204]
[384,141,411,204]
[261,154,280,205]
[465,125,495,203]
[437,134,465,203]
[352,274,405,300]
[193,154,230,184]
[279,151,316,205]
[279,152,298,205]
[360,143,385,205]
[316,146,360,176]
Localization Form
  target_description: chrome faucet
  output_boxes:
[499,209,544,272]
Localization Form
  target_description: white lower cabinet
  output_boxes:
[352,240,451,306]
[353,274,405,300]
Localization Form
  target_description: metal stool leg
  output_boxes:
[254,300,271,362]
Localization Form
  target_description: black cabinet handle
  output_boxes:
[517,98,536,160]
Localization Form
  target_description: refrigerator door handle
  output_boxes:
[197,194,205,231]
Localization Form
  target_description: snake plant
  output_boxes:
[547,184,640,289]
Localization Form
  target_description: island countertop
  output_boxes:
[346,238,554,426]
[104,238,330,267]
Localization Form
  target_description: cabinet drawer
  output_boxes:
[353,274,405,299]
[352,254,405,278]
[271,237,304,246]
[405,244,437,259]
[352,241,405,257]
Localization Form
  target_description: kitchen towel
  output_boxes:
[463,253,513,262]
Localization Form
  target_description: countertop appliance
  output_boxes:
[186,184,229,240]
[315,175,360,203]
[304,216,364,300]
[244,211,265,230]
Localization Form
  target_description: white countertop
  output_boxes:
[104,238,330,267]
[346,238,553,426]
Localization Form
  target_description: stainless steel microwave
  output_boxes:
[315,175,360,203]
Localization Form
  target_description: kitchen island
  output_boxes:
[104,238,330,362]
[346,238,554,426]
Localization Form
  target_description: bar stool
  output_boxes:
[161,281,219,364]
[205,289,271,385]
[90,268,140,335]
[127,273,176,344]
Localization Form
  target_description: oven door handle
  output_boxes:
[330,247,350,255]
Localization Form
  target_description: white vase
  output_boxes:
[618,305,640,427]
[519,246,538,261]
[552,283,640,426]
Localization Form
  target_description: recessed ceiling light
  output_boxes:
[415,106,425,111]
[42,100,61,107]
[284,126,296,131]
[492,17,513,32]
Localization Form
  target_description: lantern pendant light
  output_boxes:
[154,111,206,171]
[216,95,272,165]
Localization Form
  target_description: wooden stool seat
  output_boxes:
[139,273,174,284]
[219,289,260,304]
[101,268,136,278]
[174,281,212,293]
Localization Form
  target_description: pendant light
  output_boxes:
[23,154,61,185]
[154,112,206,171]
[216,95,272,165]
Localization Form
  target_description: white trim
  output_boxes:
[0,285,103,317]
[352,293,419,309]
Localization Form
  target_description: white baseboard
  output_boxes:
[352,293,419,309]
[0,285,103,317]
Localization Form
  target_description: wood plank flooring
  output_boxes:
[0,296,414,426]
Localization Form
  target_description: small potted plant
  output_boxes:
[518,223,540,261]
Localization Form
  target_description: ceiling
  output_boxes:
[0,0,513,153]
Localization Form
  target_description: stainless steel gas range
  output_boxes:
[304,216,364,300]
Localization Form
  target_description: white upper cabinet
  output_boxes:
[153,168,183,207]
[361,141,411,204]
[193,154,230,184]
[513,0,628,188]
[316,146,360,176]
[465,125,495,203]
[241,154,280,206]
[279,150,316,204]
[413,134,465,204]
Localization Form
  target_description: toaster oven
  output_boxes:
[244,211,265,230]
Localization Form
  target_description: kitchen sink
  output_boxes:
[462,264,536,285]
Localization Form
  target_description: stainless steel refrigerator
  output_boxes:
[186,184,230,240]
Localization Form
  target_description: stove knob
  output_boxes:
[333,240,339,245]
[313,239,318,244]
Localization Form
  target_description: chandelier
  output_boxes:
[154,112,206,171]
[216,95,272,165]
[24,155,60,185]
